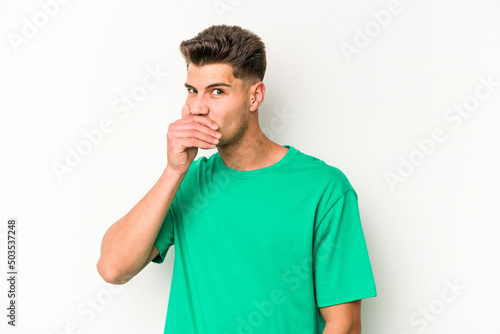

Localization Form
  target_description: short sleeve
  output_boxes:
[313,189,377,307]
[152,198,176,264]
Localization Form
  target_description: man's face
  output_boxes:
[184,63,252,147]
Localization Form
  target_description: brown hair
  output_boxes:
[180,25,267,82]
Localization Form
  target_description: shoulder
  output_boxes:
[291,146,356,196]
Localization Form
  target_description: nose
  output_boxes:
[190,94,209,115]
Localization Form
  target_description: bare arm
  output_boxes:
[320,300,362,334]
[96,166,186,284]
[96,104,221,285]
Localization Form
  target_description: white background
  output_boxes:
[1,0,499,333]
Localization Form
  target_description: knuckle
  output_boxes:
[168,123,177,131]
[189,121,202,131]
[194,116,209,125]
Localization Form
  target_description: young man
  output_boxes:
[97,25,377,334]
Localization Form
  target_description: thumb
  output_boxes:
[181,104,191,119]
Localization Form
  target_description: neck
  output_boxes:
[217,125,288,171]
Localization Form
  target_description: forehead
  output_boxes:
[186,63,239,85]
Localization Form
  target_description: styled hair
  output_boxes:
[180,25,266,82]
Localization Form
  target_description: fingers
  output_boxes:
[190,115,219,131]
[167,129,218,150]
[168,119,221,151]
[169,125,220,147]
[177,137,218,150]
[169,104,221,152]
[167,104,220,173]
[181,104,218,130]
[173,118,220,136]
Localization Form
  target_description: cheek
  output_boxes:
[210,99,246,129]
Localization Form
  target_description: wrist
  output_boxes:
[164,164,188,179]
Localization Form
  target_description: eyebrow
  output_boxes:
[184,82,232,90]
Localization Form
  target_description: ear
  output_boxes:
[249,81,265,112]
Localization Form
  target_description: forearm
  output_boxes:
[97,165,185,284]
[320,300,362,334]
[322,319,361,334]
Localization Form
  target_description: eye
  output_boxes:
[212,88,224,95]
[187,88,197,94]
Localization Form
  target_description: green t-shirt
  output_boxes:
[153,145,376,333]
